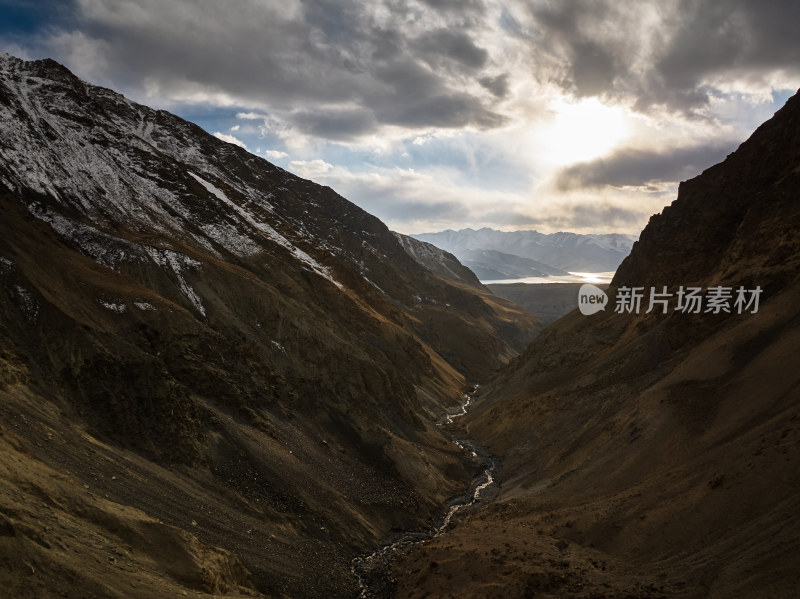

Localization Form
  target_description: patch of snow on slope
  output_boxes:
[99,300,127,313]
[189,171,342,289]
[364,278,386,295]
[143,246,206,317]
[198,222,261,257]
[134,301,156,311]
[288,245,343,290]
[188,171,228,203]
[33,211,148,271]
[13,285,39,322]
[0,257,13,274]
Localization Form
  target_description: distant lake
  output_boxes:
[480,271,615,285]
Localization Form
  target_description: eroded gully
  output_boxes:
[351,388,499,598]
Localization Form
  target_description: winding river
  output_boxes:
[351,388,498,598]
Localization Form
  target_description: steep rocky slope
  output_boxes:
[391,91,800,597]
[393,233,484,289]
[0,54,535,598]
[394,233,542,351]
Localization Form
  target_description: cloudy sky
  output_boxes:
[2,0,799,234]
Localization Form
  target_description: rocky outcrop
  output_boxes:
[393,232,484,289]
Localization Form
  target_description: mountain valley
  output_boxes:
[1,50,799,599]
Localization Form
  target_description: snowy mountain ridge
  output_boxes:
[0,54,358,303]
[414,227,638,274]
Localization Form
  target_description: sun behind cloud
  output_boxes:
[533,97,632,166]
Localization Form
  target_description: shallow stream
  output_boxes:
[351,389,498,598]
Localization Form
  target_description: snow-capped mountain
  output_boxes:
[0,52,382,299]
[414,227,638,274]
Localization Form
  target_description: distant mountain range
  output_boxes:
[412,228,638,279]
[458,248,569,281]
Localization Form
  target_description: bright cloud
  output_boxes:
[530,98,632,166]
[212,132,247,149]
[287,159,333,178]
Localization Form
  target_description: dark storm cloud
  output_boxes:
[72,1,362,105]
[570,39,618,97]
[417,0,486,14]
[367,57,505,128]
[555,142,737,191]
[20,0,506,139]
[378,92,507,129]
[374,58,443,97]
[636,1,788,112]
[655,0,800,89]
[478,74,509,98]
[289,108,378,140]
[520,0,800,114]
[521,0,628,98]
[416,29,489,71]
